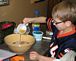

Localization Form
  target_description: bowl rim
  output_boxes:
[4,34,35,46]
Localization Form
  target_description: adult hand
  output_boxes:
[30,51,40,61]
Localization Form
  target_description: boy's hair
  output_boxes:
[52,1,76,25]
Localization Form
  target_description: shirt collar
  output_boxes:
[57,26,76,38]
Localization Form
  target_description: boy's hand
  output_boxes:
[23,18,31,24]
[30,51,40,61]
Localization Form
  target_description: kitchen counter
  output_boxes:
[0,39,51,61]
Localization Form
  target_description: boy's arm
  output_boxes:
[23,17,46,24]
[31,17,46,23]
[38,55,57,61]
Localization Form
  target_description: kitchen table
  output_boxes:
[0,39,51,61]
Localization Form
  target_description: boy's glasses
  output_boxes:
[52,20,63,25]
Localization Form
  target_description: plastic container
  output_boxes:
[32,9,40,31]
[32,23,40,31]
[32,31,43,41]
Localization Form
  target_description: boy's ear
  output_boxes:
[65,21,72,27]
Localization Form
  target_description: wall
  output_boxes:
[67,0,76,3]
[0,0,47,24]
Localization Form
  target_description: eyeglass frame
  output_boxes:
[52,20,65,25]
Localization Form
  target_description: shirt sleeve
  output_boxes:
[59,50,76,61]
[47,18,58,33]
[53,59,61,61]
[47,18,52,31]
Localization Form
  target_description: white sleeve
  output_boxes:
[53,59,61,61]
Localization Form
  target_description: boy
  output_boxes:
[23,1,76,61]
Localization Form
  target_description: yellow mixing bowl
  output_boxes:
[4,34,35,54]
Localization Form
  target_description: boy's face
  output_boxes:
[53,18,70,31]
